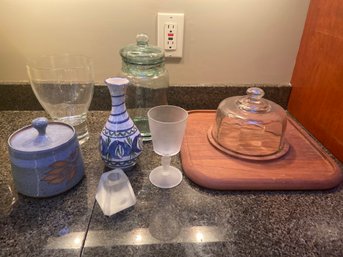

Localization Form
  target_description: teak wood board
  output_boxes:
[180,110,343,190]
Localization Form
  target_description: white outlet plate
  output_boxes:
[157,13,184,58]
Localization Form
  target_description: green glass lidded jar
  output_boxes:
[120,33,169,142]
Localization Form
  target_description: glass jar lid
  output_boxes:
[120,34,165,65]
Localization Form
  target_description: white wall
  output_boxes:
[0,0,310,84]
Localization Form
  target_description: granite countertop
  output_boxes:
[1,111,343,257]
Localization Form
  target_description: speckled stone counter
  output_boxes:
[1,111,343,257]
[0,83,291,111]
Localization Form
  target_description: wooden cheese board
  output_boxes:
[180,110,343,190]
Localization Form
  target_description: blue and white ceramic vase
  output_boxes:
[100,77,143,170]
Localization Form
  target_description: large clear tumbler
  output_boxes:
[26,54,94,144]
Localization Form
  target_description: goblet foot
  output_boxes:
[149,166,182,189]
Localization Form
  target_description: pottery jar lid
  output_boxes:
[8,117,75,152]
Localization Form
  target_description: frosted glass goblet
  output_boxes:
[148,105,188,188]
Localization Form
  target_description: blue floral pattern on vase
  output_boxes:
[99,77,143,170]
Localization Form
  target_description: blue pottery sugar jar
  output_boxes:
[8,117,84,197]
[100,77,143,170]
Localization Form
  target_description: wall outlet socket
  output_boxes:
[157,13,184,58]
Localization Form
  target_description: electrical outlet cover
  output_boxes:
[157,13,184,58]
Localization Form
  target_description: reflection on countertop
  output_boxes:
[1,111,343,257]
[47,225,224,249]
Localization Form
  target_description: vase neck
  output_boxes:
[108,84,127,114]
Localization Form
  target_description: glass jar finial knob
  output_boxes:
[136,33,149,47]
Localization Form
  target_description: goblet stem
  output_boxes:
[161,156,171,172]
[149,154,182,188]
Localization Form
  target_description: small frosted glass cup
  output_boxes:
[26,54,94,144]
[148,105,188,188]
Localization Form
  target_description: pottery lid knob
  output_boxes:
[32,117,48,133]
[32,117,51,146]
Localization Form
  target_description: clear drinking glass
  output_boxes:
[26,54,94,144]
[148,105,188,188]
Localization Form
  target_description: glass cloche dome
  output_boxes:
[211,87,288,159]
